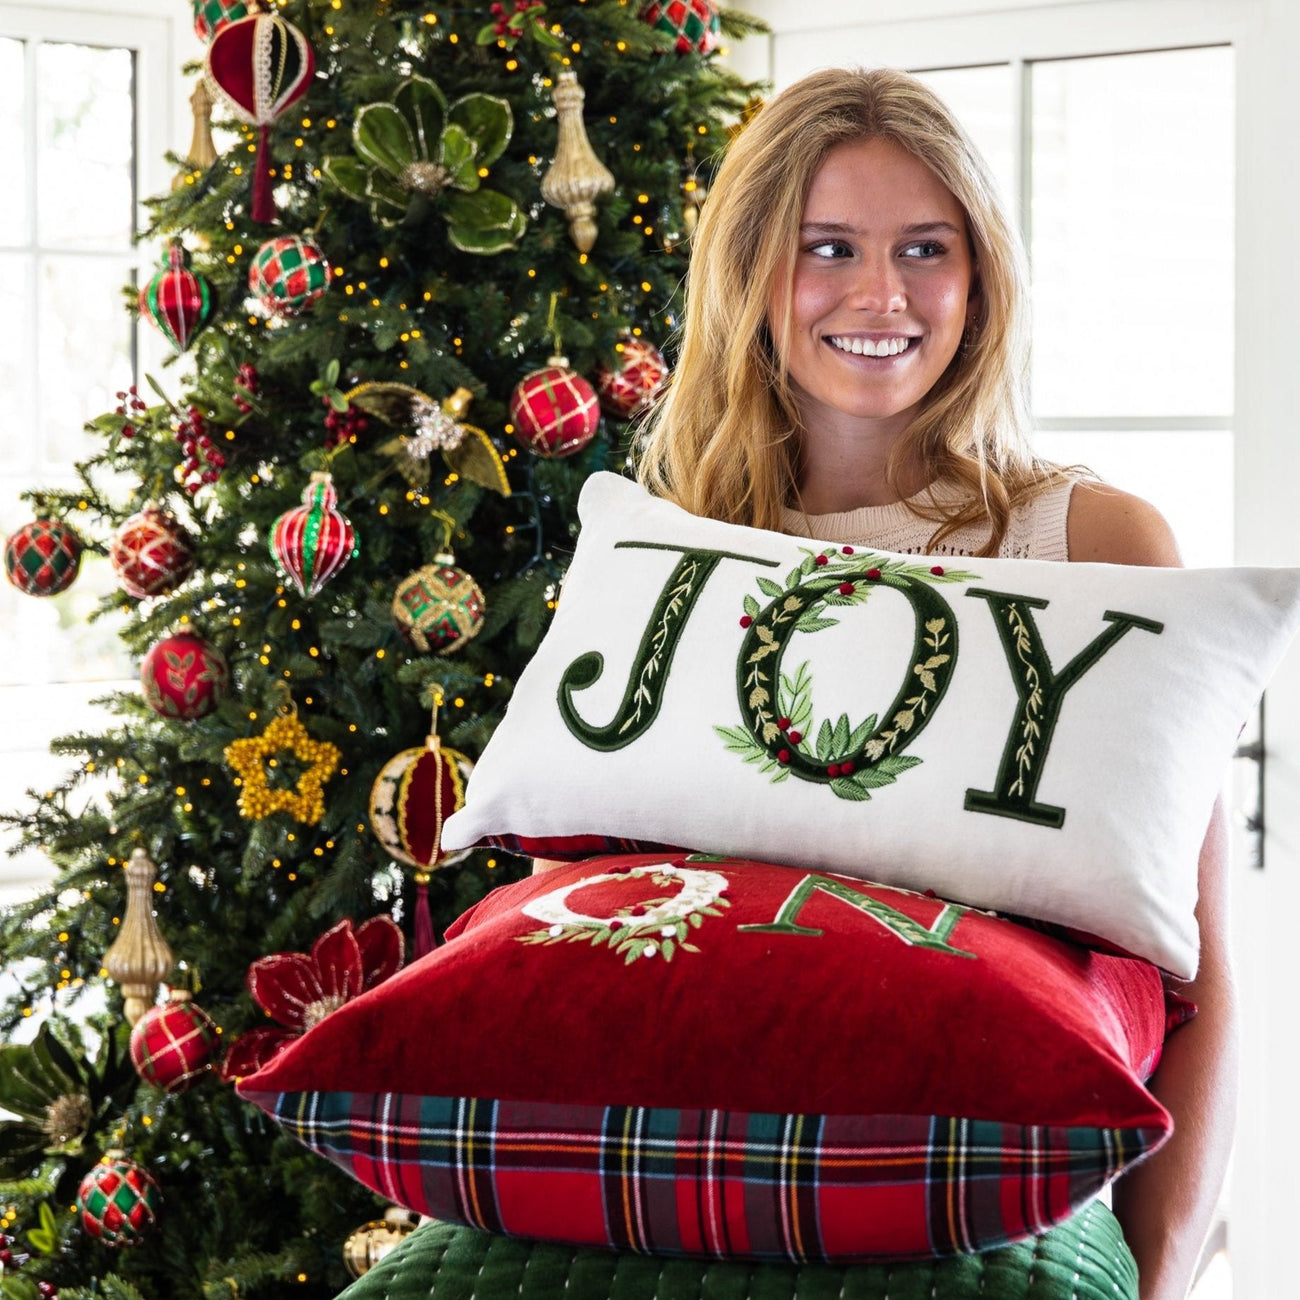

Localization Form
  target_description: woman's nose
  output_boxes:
[848,251,906,314]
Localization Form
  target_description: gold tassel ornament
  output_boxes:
[102,848,175,1025]
[540,71,614,254]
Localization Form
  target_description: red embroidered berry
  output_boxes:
[842,546,855,555]
[739,615,753,628]
[930,565,945,576]
[924,889,938,898]
[838,582,855,595]
[777,749,791,764]
[609,918,623,930]
[776,717,791,729]
[629,905,647,917]
[788,730,802,745]
[814,554,829,566]
[827,763,840,778]
[840,760,855,775]
[866,568,882,580]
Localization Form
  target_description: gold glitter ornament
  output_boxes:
[102,848,175,1026]
[540,71,614,254]
[223,701,341,825]
[343,1206,420,1278]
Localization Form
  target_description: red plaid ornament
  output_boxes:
[77,1153,162,1247]
[138,242,215,352]
[206,13,315,223]
[392,562,485,654]
[193,0,248,43]
[109,504,197,599]
[248,234,330,318]
[129,991,221,1093]
[595,337,669,419]
[508,356,600,458]
[4,518,82,596]
[643,0,721,55]
[141,631,230,720]
[270,472,357,598]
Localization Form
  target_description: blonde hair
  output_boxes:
[637,66,1071,556]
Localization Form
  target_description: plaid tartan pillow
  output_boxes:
[238,854,1173,1263]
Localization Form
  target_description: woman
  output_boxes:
[631,66,1234,1300]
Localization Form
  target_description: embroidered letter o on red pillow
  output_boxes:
[238,854,1173,1263]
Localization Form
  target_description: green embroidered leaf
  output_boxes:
[743,594,760,619]
[660,939,675,961]
[848,713,879,751]
[830,776,873,801]
[815,717,834,760]
[794,615,838,633]
[681,942,701,954]
[799,553,818,575]
[756,576,784,598]
[689,912,704,928]
[831,712,851,756]
[354,103,416,174]
[771,767,791,783]
[785,565,802,587]
[876,753,924,776]
[852,766,905,790]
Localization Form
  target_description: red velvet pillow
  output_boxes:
[238,854,1173,1263]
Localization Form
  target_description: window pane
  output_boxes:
[38,256,134,465]
[1030,47,1234,418]
[0,254,33,467]
[0,39,25,246]
[36,43,134,250]
[912,65,1016,219]
[1034,429,1233,567]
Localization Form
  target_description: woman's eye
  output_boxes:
[806,240,852,259]
[902,241,946,259]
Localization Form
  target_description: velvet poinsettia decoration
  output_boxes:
[220,916,403,1082]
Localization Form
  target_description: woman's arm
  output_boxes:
[1069,481,1238,1300]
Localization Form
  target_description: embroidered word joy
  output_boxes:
[557,542,1163,828]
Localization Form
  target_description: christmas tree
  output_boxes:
[0,3,764,1297]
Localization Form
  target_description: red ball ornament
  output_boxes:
[141,631,230,720]
[4,518,82,596]
[206,13,315,223]
[369,735,474,873]
[110,504,197,599]
[248,235,331,319]
[508,355,600,458]
[595,337,669,419]
[138,242,215,352]
[270,472,357,599]
[129,990,221,1092]
[643,0,721,56]
[77,1153,162,1248]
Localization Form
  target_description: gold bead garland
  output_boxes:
[223,708,341,825]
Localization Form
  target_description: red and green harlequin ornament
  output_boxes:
[392,560,485,654]
[4,518,82,596]
[508,355,600,458]
[249,234,330,318]
[193,0,248,42]
[596,337,669,419]
[643,0,721,55]
[109,504,197,599]
[141,631,229,720]
[77,1152,162,1247]
[270,472,357,598]
[129,990,221,1092]
[138,242,215,352]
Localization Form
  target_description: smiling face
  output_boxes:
[772,135,977,462]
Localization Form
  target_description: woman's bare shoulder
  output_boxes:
[1066,479,1183,568]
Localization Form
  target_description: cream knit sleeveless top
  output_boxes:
[779,477,1077,561]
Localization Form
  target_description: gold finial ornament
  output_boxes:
[172,80,219,191]
[540,72,614,254]
[102,848,175,1025]
[343,1206,420,1278]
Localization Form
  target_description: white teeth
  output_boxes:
[829,336,913,357]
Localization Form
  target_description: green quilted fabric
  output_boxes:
[336,1202,1136,1300]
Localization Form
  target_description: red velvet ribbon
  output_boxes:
[413,879,436,960]
[251,123,275,224]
